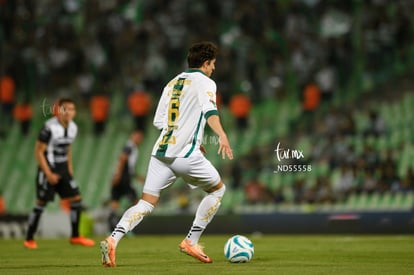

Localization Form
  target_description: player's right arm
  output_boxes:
[36,126,60,184]
[35,141,60,184]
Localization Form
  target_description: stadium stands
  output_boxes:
[1,1,413,215]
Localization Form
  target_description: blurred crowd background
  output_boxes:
[1,0,414,215]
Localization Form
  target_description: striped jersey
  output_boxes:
[122,139,139,177]
[152,69,219,158]
[38,117,77,166]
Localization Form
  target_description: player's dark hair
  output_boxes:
[58,98,75,106]
[187,41,218,68]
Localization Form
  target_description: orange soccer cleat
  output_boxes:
[100,237,116,267]
[179,239,212,263]
[70,236,95,247]
[23,240,38,249]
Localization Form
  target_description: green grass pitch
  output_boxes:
[2,235,414,274]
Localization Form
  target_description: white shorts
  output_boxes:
[143,150,221,196]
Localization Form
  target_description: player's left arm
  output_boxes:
[198,81,233,160]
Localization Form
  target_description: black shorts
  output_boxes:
[111,179,138,202]
[36,163,80,202]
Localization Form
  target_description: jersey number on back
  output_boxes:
[160,78,187,145]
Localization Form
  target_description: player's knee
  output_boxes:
[211,184,225,198]
[142,189,161,205]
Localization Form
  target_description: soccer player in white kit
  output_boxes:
[100,41,233,266]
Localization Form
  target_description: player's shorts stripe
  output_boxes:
[184,113,203,158]
[38,171,47,187]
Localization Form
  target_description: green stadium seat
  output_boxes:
[366,192,380,210]
[269,172,283,192]
[403,192,414,209]
[394,192,414,211]
[344,193,356,210]
[379,191,393,210]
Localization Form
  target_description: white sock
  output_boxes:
[186,185,225,245]
[111,199,154,246]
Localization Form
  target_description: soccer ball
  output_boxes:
[224,235,254,263]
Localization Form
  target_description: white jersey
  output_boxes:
[151,69,218,158]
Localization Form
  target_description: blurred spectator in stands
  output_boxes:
[229,93,252,131]
[292,178,306,204]
[76,67,95,108]
[0,72,15,138]
[90,91,110,136]
[128,90,151,132]
[378,163,401,193]
[230,156,249,189]
[302,181,318,204]
[272,188,286,204]
[315,62,337,104]
[314,176,335,204]
[344,144,358,166]
[333,164,356,201]
[290,42,313,89]
[249,146,264,174]
[376,148,398,191]
[13,98,32,136]
[406,166,414,185]
[380,149,397,172]
[322,107,341,137]
[300,177,334,205]
[399,167,414,193]
[339,111,356,136]
[328,135,351,169]
[360,167,378,194]
[363,110,386,137]
[399,177,413,193]
[244,177,272,204]
[301,80,321,132]
[395,7,412,62]
[360,144,381,172]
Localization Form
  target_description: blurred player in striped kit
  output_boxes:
[108,130,145,231]
[24,98,95,249]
